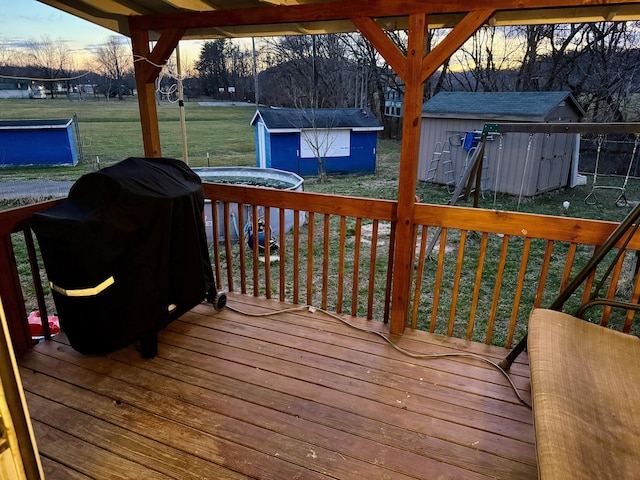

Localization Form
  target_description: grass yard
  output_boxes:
[2,97,640,345]
[1,96,639,223]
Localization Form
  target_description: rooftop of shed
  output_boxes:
[421,91,584,119]
[252,107,383,131]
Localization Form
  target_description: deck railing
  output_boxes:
[204,183,640,348]
[2,184,640,355]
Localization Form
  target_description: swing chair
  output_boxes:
[585,134,640,207]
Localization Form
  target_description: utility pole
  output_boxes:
[252,37,259,105]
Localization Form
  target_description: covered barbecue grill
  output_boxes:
[31,157,225,357]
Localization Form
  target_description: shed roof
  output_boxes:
[251,107,384,132]
[422,91,585,120]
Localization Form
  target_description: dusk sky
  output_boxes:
[2,1,116,60]
[1,0,205,67]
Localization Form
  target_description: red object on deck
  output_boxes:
[28,310,60,338]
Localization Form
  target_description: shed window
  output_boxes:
[300,128,350,158]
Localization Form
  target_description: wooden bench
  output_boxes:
[527,308,640,480]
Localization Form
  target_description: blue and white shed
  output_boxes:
[250,107,383,176]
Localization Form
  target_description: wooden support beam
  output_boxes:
[389,12,427,335]
[351,16,407,81]
[422,9,496,82]
[129,25,184,158]
[352,9,495,333]
[483,122,640,135]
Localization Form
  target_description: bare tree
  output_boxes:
[296,108,340,183]
[261,35,354,108]
[25,35,71,98]
[94,35,133,100]
[449,26,523,91]
[578,22,640,122]
[0,39,14,67]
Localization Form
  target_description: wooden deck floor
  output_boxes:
[17,293,536,479]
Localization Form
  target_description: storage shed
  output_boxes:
[0,119,78,167]
[251,107,383,176]
[418,91,585,197]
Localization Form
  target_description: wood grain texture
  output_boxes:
[18,294,535,479]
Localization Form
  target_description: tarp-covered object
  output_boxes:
[31,157,216,356]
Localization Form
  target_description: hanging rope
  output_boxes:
[585,134,638,207]
[585,135,605,206]
[615,134,640,207]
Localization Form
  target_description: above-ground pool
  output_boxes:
[193,167,304,243]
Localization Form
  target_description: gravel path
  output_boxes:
[0,180,74,199]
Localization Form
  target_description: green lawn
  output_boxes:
[1,96,639,225]
[3,97,640,344]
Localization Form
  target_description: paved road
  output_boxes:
[0,180,74,199]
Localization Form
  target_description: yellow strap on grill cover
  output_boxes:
[49,276,115,297]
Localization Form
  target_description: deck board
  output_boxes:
[17,293,536,479]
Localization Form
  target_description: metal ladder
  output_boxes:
[426,141,449,182]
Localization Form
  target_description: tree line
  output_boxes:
[2,22,640,124]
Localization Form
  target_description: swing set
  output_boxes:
[423,122,640,258]
[584,133,640,207]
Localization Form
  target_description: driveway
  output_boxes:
[0,180,73,199]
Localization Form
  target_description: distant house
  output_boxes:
[384,88,404,118]
[418,91,585,197]
[0,80,45,99]
[250,107,384,176]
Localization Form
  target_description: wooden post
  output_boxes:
[130,27,162,158]
[383,9,496,334]
[389,13,427,335]
[0,236,31,356]
[129,26,186,158]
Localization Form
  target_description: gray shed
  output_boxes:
[418,91,585,197]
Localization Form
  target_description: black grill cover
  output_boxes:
[31,157,215,355]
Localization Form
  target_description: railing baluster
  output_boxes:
[560,242,578,292]
[430,228,447,333]
[351,218,362,317]
[237,204,247,294]
[411,225,429,329]
[486,234,510,344]
[623,267,640,333]
[211,200,223,292]
[602,251,626,326]
[251,206,260,296]
[292,208,300,304]
[263,207,272,299]
[23,228,50,340]
[581,245,599,305]
[384,222,395,323]
[337,216,347,314]
[279,208,286,301]
[306,212,315,306]
[467,232,488,340]
[367,219,380,320]
[322,214,330,310]
[534,240,554,308]
[506,237,531,348]
[448,229,467,337]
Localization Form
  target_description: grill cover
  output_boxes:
[31,157,215,355]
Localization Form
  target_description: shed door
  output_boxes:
[536,133,573,193]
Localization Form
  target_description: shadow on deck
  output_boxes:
[17,293,535,479]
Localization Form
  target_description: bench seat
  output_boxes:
[528,308,640,480]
